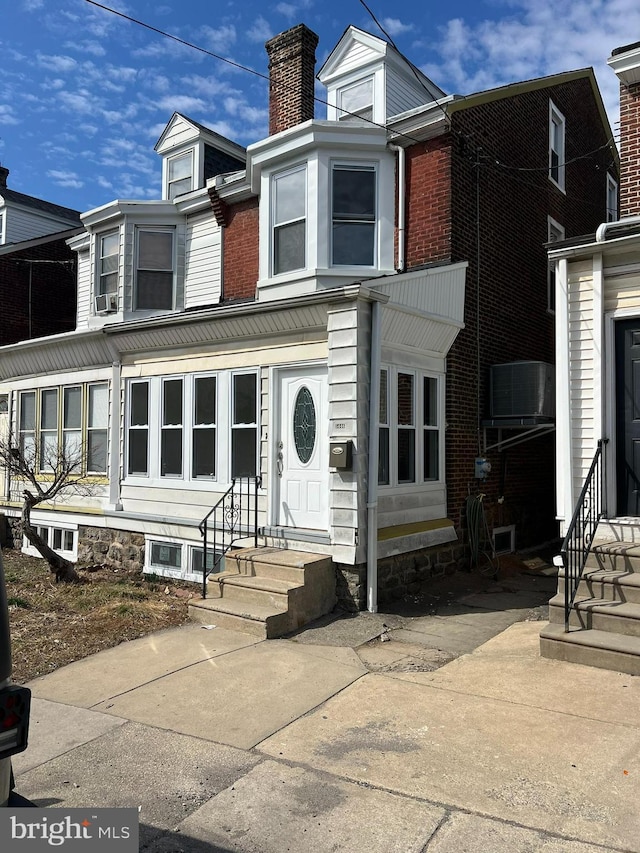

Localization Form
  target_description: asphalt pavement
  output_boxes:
[11,562,640,852]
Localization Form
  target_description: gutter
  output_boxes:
[596,215,640,242]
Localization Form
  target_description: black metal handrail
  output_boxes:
[198,476,261,598]
[560,439,608,631]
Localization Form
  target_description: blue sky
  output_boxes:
[2,0,639,214]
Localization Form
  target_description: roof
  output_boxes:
[0,226,84,257]
[0,187,81,223]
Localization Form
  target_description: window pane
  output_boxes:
[333,168,375,218]
[193,430,216,477]
[20,434,36,460]
[64,530,74,551]
[64,387,82,429]
[340,79,373,114]
[102,253,118,274]
[169,153,191,181]
[161,430,182,476]
[379,370,388,424]
[423,377,437,427]
[378,426,389,485]
[136,270,173,309]
[20,393,35,430]
[275,169,305,224]
[163,380,182,426]
[40,432,58,468]
[169,178,192,200]
[151,542,181,569]
[195,377,216,425]
[88,430,108,473]
[101,232,119,257]
[232,429,257,477]
[53,529,62,550]
[138,231,173,270]
[424,430,438,481]
[131,383,148,426]
[89,384,108,428]
[192,547,223,574]
[275,221,305,273]
[397,374,413,425]
[63,430,82,458]
[398,430,415,483]
[128,431,148,475]
[41,389,58,430]
[233,374,257,425]
[332,222,375,266]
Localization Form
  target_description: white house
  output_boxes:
[0,25,466,635]
[0,166,81,246]
[541,40,640,673]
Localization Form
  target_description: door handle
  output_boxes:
[277,449,283,477]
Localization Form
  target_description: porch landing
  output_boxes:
[188,547,336,639]
[540,520,640,674]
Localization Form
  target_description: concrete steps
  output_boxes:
[540,524,640,674]
[188,547,336,639]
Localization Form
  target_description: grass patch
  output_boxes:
[2,548,197,684]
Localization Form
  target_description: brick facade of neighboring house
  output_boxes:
[221,199,260,302]
[402,77,616,547]
[0,230,81,346]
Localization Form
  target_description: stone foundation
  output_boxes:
[78,526,145,572]
[335,539,466,611]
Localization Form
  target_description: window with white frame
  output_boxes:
[98,231,119,296]
[161,378,183,477]
[272,165,306,275]
[337,77,374,122]
[332,163,376,266]
[135,227,175,310]
[167,150,193,200]
[192,375,216,478]
[378,368,442,487]
[149,540,183,575]
[126,371,258,484]
[128,381,149,476]
[231,373,258,478]
[549,101,566,191]
[24,525,77,559]
[18,384,108,475]
[607,173,619,222]
[547,217,565,314]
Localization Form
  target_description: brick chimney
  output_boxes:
[609,41,640,217]
[0,165,8,190]
[265,23,319,136]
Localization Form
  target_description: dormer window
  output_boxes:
[332,163,376,266]
[337,77,373,123]
[135,228,175,310]
[167,151,193,199]
[273,165,306,275]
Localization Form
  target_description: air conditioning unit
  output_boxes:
[95,293,117,314]
[490,361,555,418]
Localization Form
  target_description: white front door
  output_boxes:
[276,366,329,530]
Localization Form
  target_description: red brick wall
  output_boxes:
[404,135,452,266]
[222,199,259,301]
[404,77,617,547]
[0,238,77,345]
[619,80,640,217]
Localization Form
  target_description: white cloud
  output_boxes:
[381,18,414,37]
[22,0,44,9]
[37,53,77,73]
[0,105,20,126]
[200,24,237,54]
[47,169,84,188]
[179,74,241,99]
[65,40,106,58]
[156,94,208,114]
[247,16,273,43]
[275,0,312,16]
[57,90,99,115]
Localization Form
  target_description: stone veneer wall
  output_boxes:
[335,540,466,611]
[77,525,145,571]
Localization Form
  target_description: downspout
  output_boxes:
[389,144,406,272]
[108,359,123,511]
[367,299,382,612]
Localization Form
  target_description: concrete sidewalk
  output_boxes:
[12,568,640,852]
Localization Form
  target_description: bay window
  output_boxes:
[273,165,306,275]
[377,368,442,487]
[98,231,119,295]
[332,164,376,266]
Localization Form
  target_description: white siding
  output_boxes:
[3,204,77,244]
[567,260,595,500]
[184,211,222,308]
[75,247,91,327]
[327,301,370,565]
[335,41,380,77]
[386,69,430,117]
[157,116,198,153]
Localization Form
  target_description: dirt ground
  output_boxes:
[2,548,197,684]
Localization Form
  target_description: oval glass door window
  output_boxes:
[293,386,316,464]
